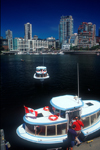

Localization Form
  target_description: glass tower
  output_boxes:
[5,30,12,39]
[59,16,73,44]
[24,22,32,40]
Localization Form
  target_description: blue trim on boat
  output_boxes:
[16,127,66,144]
[82,121,100,136]
[50,95,84,111]
[23,116,68,125]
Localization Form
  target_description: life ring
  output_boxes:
[43,106,49,111]
[48,115,58,121]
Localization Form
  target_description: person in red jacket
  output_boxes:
[72,116,84,135]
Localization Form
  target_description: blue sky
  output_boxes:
[1,0,100,39]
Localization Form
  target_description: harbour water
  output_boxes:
[1,54,100,150]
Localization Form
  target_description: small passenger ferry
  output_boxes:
[33,66,49,81]
[16,95,100,144]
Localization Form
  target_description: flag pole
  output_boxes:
[77,63,79,97]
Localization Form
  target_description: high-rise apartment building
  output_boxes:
[99,28,100,37]
[78,22,96,48]
[59,16,73,44]
[24,22,32,40]
[5,30,12,39]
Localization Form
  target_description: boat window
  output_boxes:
[37,113,43,117]
[54,109,60,116]
[25,124,35,134]
[60,110,65,118]
[82,117,90,128]
[97,110,100,119]
[47,125,55,136]
[91,114,96,124]
[49,106,54,114]
[36,126,45,136]
[57,123,67,135]
[68,110,80,122]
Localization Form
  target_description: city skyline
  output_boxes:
[1,0,100,39]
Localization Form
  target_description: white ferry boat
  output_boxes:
[33,66,49,81]
[16,95,100,144]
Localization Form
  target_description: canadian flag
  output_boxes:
[24,106,38,117]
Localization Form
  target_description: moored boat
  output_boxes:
[16,95,100,144]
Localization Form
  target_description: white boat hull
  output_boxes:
[33,73,49,81]
[16,124,67,144]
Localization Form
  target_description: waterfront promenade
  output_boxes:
[1,49,100,55]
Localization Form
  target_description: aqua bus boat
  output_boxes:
[16,95,100,144]
[33,66,49,81]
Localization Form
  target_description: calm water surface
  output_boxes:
[1,54,100,150]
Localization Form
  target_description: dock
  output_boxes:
[0,129,11,150]
[73,136,100,150]
[0,129,6,150]
[46,136,100,150]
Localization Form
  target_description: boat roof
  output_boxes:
[50,95,84,111]
[36,66,47,69]
[81,100,100,117]
[23,108,67,125]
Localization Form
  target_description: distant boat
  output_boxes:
[97,53,99,56]
[58,51,64,55]
[21,59,24,61]
[34,53,39,55]
[52,52,57,55]
[33,66,49,81]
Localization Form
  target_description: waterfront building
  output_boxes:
[62,33,78,50]
[33,35,38,40]
[77,22,96,48]
[66,33,78,46]
[8,39,13,50]
[96,37,100,45]
[31,40,48,51]
[0,38,8,50]
[5,30,12,39]
[59,15,73,44]
[9,38,48,52]
[13,38,28,51]
[47,36,56,49]
[24,22,32,40]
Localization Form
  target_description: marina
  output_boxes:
[1,54,100,150]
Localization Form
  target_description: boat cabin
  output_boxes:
[35,66,47,77]
[23,95,83,137]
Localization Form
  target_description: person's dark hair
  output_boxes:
[72,125,76,128]
[74,116,78,120]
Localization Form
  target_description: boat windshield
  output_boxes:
[49,106,66,118]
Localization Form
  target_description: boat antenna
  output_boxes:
[43,55,44,66]
[42,46,44,66]
[77,63,79,97]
